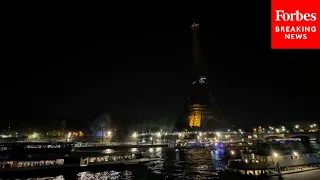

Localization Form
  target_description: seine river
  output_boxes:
[10,147,226,180]
[6,142,320,179]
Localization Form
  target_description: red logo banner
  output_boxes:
[271,0,320,49]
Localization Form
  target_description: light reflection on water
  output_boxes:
[15,147,225,180]
[21,175,65,180]
[77,171,132,180]
[104,149,116,154]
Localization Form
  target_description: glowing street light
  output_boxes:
[295,125,299,129]
[293,151,298,156]
[132,132,137,138]
[273,152,278,157]
[216,132,221,137]
[230,150,235,161]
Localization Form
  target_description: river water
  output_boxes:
[10,147,227,180]
[7,141,320,179]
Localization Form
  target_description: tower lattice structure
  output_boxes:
[176,23,231,131]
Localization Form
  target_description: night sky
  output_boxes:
[1,3,320,130]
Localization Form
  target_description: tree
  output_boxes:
[60,120,67,136]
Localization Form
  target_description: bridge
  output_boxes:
[261,132,320,140]
[74,142,169,149]
[136,131,320,142]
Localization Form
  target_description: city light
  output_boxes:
[216,132,220,137]
[67,132,71,138]
[231,150,235,155]
[157,132,161,138]
[28,132,39,140]
[32,133,37,139]
[293,151,298,156]
[273,152,278,157]
[295,125,299,129]
[132,132,137,138]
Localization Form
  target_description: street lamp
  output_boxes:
[231,150,235,161]
[273,152,281,177]
[273,152,279,163]
[132,132,137,138]
[216,132,221,138]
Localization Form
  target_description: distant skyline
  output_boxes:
[1,3,320,129]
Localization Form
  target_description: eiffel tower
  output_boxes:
[176,23,231,131]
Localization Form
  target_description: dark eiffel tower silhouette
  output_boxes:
[175,23,231,131]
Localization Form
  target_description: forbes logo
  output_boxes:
[275,10,317,21]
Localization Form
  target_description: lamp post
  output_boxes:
[231,150,235,161]
[150,137,153,145]
[273,152,281,177]
[132,132,137,144]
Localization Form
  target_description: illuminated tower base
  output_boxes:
[188,104,204,128]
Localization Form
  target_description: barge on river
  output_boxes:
[220,151,320,179]
[0,142,73,157]
[0,152,159,176]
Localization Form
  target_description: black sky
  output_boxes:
[1,3,320,130]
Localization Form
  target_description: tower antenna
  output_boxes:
[191,22,202,78]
